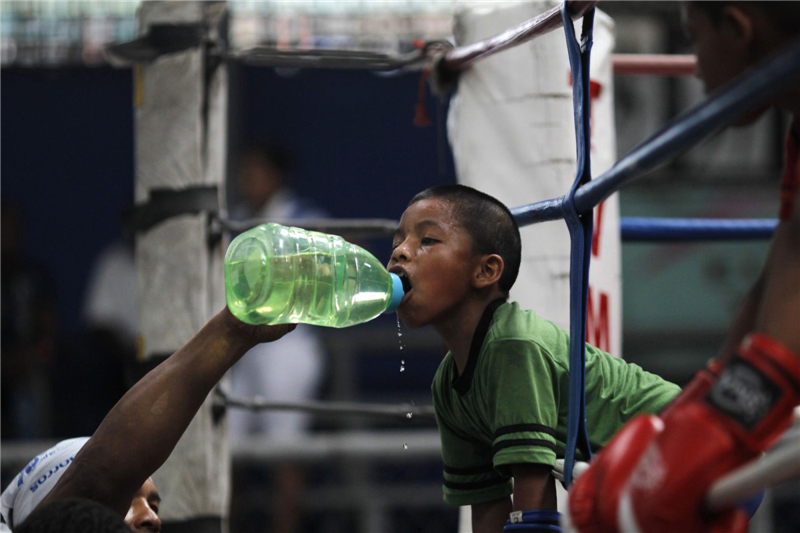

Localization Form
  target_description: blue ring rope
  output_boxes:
[560,1,594,488]
[620,217,778,241]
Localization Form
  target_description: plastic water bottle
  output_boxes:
[224,223,405,327]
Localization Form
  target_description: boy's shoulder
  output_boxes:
[487,301,565,348]
[476,301,573,373]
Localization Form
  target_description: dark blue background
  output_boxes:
[1,65,455,337]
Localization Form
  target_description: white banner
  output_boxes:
[448,5,620,524]
[449,1,621,358]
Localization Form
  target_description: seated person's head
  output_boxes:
[389,184,521,329]
[1,439,161,532]
[684,1,800,120]
[15,498,130,533]
[125,478,161,532]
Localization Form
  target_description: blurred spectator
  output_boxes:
[228,141,328,533]
[83,237,136,357]
[1,201,60,440]
[76,223,135,435]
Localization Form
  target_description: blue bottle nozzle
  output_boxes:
[384,273,405,314]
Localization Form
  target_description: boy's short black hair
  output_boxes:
[16,498,129,533]
[409,184,522,295]
[691,2,800,35]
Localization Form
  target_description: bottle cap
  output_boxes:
[384,273,405,314]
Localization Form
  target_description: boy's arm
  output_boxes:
[39,308,295,516]
[472,496,512,533]
[471,466,556,533]
[510,464,557,512]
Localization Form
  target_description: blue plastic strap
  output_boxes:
[560,1,594,488]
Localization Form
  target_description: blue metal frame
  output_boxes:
[512,35,800,225]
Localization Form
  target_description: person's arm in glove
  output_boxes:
[569,333,800,533]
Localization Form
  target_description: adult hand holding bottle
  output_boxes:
[219,306,298,345]
[34,306,295,523]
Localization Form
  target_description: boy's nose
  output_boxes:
[391,243,411,263]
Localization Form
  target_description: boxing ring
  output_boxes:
[4,0,790,530]
[213,0,800,526]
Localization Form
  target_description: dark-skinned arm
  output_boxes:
[39,307,296,516]
[718,214,800,363]
[717,271,765,364]
[472,496,512,533]
[755,213,800,355]
[510,464,557,513]
[471,465,556,533]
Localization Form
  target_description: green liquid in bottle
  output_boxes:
[224,224,396,328]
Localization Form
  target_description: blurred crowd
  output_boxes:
[1,197,131,441]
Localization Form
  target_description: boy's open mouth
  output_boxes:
[390,267,413,296]
[397,271,412,293]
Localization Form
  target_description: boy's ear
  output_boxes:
[473,254,504,290]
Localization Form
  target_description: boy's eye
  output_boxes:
[421,237,438,245]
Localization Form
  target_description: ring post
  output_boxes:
[129,2,229,529]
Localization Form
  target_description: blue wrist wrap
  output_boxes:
[503,510,562,531]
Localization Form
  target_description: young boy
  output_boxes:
[388,184,680,533]
[569,3,800,533]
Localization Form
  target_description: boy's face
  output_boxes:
[388,198,479,329]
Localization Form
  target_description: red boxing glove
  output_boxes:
[568,415,662,533]
[568,362,725,533]
[570,333,800,533]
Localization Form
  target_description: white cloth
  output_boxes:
[228,328,325,438]
[448,1,621,356]
[0,437,89,529]
[83,242,137,342]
